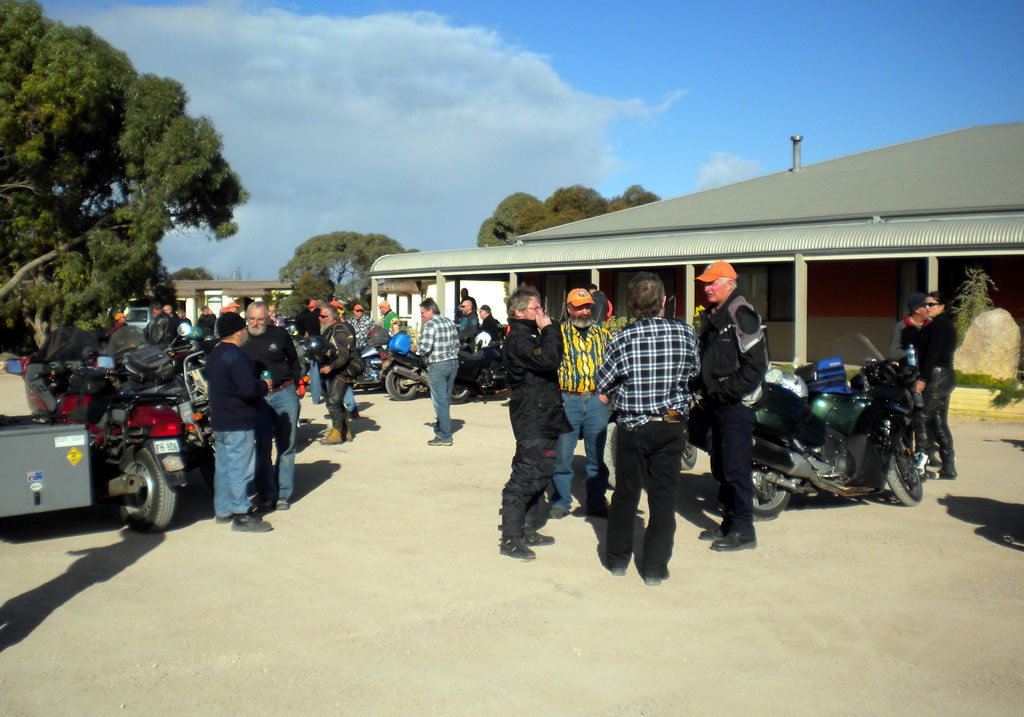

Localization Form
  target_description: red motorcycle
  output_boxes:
[8,327,188,531]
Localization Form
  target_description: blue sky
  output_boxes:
[41,0,1024,279]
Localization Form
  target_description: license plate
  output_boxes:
[153,438,180,454]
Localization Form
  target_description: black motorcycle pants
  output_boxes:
[501,437,557,538]
[921,366,955,466]
[709,400,755,535]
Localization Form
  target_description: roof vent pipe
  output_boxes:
[790,135,802,172]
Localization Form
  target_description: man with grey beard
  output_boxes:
[550,288,613,519]
[242,301,303,512]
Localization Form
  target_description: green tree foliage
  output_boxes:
[274,272,334,318]
[476,184,660,246]
[952,266,996,344]
[0,1,246,347]
[279,231,406,301]
[171,266,214,281]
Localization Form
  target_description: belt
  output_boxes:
[270,380,294,393]
[564,390,596,397]
[646,410,683,424]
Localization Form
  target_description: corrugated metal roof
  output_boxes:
[371,215,1024,276]
[522,123,1024,240]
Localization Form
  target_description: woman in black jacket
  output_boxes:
[917,290,957,479]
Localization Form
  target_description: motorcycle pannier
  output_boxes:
[795,356,850,395]
[69,367,110,395]
[128,346,176,383]
[752,382,806,439]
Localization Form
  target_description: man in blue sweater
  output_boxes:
[206,311,273,532]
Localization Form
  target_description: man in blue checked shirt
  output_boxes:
[415,297,460,447]
[596,273,700,586]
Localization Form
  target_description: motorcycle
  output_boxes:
[687,333,925,521]
[11,327,191,530]
[450,332,507,404]
[382,333,427,401]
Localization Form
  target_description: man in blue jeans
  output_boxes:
[243,301,303,512]
[205,311,273,533]
[415,298,459,447]
[551,288,612,519]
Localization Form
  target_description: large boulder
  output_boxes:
[954,309,1021,380]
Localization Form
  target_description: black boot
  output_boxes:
[524,530,555,547]
[500,536,536,560]
[938,450,957,480]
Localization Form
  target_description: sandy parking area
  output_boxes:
[1,370,1022,715]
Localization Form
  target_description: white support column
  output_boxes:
[926,255,939,292]
[436,271,447,318]
[590,268,600,289]
[684,264,695,323]
[509,271,518,290]
[794,254,808,365]
[370,281,379,322]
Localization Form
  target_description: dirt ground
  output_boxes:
[1,370,1022,716]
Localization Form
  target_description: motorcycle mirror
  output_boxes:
[4,358,25,376]
[96,355,115,370]
[177,320,194,338]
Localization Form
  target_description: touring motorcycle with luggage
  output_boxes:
[687,334,925,520]
[4,327,195,530]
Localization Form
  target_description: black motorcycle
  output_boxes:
[450,335,507,404]
[688,334,925,521]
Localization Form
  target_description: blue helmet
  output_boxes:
[388,332,412,355]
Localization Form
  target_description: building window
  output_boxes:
[735,264,793,321]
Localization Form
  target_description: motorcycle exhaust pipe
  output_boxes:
[107,474,142,497]
[392,365,426,382]
[752,438,817,480]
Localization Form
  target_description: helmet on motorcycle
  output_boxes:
[475,331,492,349]
[388,332,412,355]
[764,368,808,399]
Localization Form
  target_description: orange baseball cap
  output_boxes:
[114,312,126,321]
[330,300,344,309]
[695,261,737,282]
[353,304,364,311]
[566,288,594,307]
[225,301,241,310]
[307,300,317,309]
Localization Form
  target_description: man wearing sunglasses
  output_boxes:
[916,291,957,479]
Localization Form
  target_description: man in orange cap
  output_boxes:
[349,304,375,349]
[693,260,768,552]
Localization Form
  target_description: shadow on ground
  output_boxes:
[0,529,164,652]
[937,494,1024,552]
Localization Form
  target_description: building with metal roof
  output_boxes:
[369,123,1024,362]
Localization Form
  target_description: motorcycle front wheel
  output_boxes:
[450,383,472,404]
[120,446,177,531]
[886,448,923,506]
[385,370,420,401]
[752,470,791,521]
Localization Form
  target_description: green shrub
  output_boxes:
[952,266,995,345]
[955,371,1023,407]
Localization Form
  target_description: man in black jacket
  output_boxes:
[146,304,172,346]
[498,286,571,560]
[694,261,768,552]
[917,290,957,479]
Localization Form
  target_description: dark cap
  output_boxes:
[907,292,928,312]
[216,312,246,337]
[479,304,491,313]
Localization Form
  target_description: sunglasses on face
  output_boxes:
[925,302,941,307]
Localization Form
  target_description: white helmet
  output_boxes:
[475,330,491,348]
[765,368,808,399]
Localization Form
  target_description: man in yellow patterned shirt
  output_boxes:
[551,288,613,519]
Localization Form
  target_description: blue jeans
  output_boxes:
[255,388,300,502]
[213,429,256,518]
[308,359,322,404]
[343,384,357,413]
[427,358,458,441]
[552,393,609,512]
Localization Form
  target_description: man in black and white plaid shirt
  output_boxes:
[416,297,460,446]
[596,272,700,586]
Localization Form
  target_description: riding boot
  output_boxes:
[340,410,351,443]
[938,449,957,480]
[321,427,342,445]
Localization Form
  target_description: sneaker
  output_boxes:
[499,536,536,560]
[427,437,453,447]
[643,568,669,587]
[710,531,756,552]
[232,514,273,533]
[524,531,555,547]
[549,506,570,519]
[276,498,291,511]
[608,564,628,577]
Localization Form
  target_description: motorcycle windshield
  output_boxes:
[831,333,884,368]
[106,326,147,357]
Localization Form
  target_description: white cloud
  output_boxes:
[46,3,680,278]
[695,152,761,191]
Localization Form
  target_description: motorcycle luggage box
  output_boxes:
[0,422,93,517]
[128,346,176,383]
[68,367,110,395]
[752,382,806,439]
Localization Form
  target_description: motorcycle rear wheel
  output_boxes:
[752,470,791,521]
[385,370,420,401]
[886,448,923,506]
[120,446,177,531]
[450,383,472,404]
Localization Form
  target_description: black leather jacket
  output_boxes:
[696,290,768,403]
[502,318,571,440]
